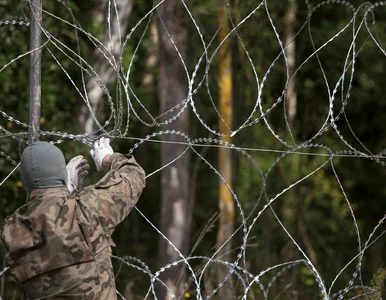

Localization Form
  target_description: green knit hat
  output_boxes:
[20,141,68,192]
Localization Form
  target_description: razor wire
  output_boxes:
[0,0,386,299]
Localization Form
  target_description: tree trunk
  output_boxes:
[76,0,134,134]
[285,0,297,129]
[281,2,300,298]
[216,1,235,299]
[156,1,190,299]
[135,21,158,164]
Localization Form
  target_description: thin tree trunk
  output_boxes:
[285,0,297,128]
[216,1,235,299]
[76,0,134,134]
[281,2,299,297]
[156,1,190,299]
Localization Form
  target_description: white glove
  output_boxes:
[90,137,114,171]
[66,155,90,193]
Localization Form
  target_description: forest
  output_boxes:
[0,0,386,299]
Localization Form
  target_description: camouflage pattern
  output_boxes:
[1,153,145,299]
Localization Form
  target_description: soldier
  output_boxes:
[1,137,146,299]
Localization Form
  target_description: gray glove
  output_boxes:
[66,155,90,193]
[90,137,114,171]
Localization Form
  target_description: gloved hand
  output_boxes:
[66,155,90,193]
[90,137,114,171]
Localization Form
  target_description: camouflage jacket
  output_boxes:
[1,153,145,300]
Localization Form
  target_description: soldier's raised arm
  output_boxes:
[78,137,146,236]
